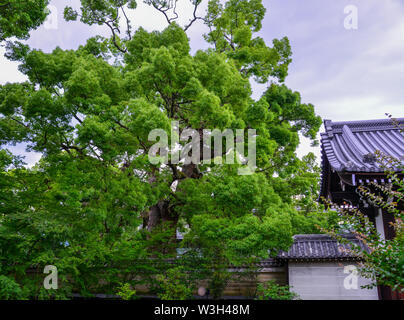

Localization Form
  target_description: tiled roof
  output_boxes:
[321,118,404,173]
[278,234,367,261]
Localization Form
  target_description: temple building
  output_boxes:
[320,118,404,239]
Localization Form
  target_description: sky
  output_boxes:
[1,0,403,166]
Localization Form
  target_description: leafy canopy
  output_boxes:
[0,0,325,299]
[0,0,49,42]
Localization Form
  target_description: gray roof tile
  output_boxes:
[321,118,404,172]
[278,234,368,260]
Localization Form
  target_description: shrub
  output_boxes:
[156,267,193,300]
[116,283,138,300]
[256,280,299,300]
[0,276,24,300]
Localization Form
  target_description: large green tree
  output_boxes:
[0,0,325,299]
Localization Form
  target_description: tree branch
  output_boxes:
[184,0,203,32]
[120,6,132,40]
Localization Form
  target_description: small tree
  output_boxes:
[116,283,137,300]
[323,150,403,293]
[256,280,299,300]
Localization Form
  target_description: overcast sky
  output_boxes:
[1,0,403,165]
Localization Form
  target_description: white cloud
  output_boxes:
[0,48,27,85]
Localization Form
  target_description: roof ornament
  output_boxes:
[324,120,334,138]
[345,160,355,170]
[363,152,377,164]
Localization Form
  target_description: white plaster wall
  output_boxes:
[288,262,379,300]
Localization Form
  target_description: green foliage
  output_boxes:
[116,283,138,300]
[0,0,49,42]
[156,267,194,300]
[204,0,292,83]
[0,275,24,300]
[0,0,326,299]
[36,287,72,300]
[256,280,299,300]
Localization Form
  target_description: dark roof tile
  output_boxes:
[278,234,368,260]
[321,118,404,173]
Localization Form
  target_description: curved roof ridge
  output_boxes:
[342,125,369,156]
[321,118,404,173]
[323,118,404,134]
